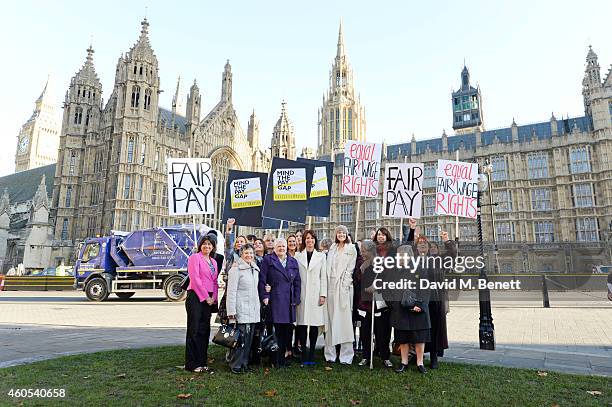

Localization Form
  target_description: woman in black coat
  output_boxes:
[385,244,431,374]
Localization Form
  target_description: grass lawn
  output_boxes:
[0,345,610,406]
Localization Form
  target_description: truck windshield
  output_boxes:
[81,243,101,263]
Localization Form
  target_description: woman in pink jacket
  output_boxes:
[185,235,219,373]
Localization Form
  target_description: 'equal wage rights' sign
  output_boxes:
[383,163,424,218]
[435,159,478,219]
[167,158,214,216]
[342,140,382,198]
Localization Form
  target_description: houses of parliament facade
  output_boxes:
[6,19,612,273]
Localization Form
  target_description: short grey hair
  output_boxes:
[397,244,414,257]
[239,243,255,257]
[319,238,333,250]
[274,237,287,248]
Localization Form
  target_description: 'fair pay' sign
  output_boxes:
[167,158,214,216]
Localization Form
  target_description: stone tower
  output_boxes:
[582,45,601,117]
[271,101,296,160]
[15,77,62,172]
[51,45,103,245]
[317,20,366,158]
[452,65,484,135]
[247,110,260,149]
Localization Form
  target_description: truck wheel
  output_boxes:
[116,292,135,300]
[164,276,186,302]
[85,277,109,302]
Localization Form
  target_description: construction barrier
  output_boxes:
[0,276,75,291]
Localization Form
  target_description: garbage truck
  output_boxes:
[74,224,224,302]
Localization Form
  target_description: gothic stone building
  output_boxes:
[50,19,270,264]
[313,41,612,273]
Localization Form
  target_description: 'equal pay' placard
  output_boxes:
[435,159,478,219]
[273,168,306,201]
[383,163,423,218]
[167,158,214,215]
[342,140,382,198]
[230,177,262,209]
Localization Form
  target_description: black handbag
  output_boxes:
[212,323,242,349]
[260,326,279,354]
[400,289,418,309]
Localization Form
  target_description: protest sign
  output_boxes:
[342,140,382,198]
[297,158,333,217]
[222,170,267,227]
[262,157,314,224]
[383,163,424,218]
[435,159,478,219]
[167,158,214,216]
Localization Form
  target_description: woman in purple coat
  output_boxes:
[258,237,301,367]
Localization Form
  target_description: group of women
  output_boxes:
[184,217,456,375]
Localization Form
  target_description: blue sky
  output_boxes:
[1,0,610,176]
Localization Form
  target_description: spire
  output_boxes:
[36,75,50,104]
[32,175,49,211]
[128,18,157,64]
[172,76,181,113]
[586,45,597,63]
[337,19,345,58]
[221,60,232,103]
[461,64,470,89]
[247,109,260,149]
[73,45,101,88]
[272,101,296,159]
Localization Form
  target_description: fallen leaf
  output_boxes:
[263,389,278,397]
[311,378,319,383]
[350,400,361,405]
[83,376,90,379]
[177,393,192,399]
[325,366,333,371]
[404,385,411,391]
[442,391,446,395]
[537,371,548,377]
[264,368,270,377]
[116,373,126,378]
[208,357,215,364]
[586,390,602,396]
[551,404,560,407]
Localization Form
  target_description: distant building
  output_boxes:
[14,78,62,172]
[300,147,315,159]
[0,165,55,272]
[312,45,612,273]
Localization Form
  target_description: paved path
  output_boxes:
[1,291,611,376]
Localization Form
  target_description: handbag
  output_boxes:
[212,322,242,349]
[260,326,279,354]
[400,289,418,309]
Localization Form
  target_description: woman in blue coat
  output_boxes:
[258,237,301,367]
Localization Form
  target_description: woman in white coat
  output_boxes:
[324,225,357,364]
[295,230,327,366]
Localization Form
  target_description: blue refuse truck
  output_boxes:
[74,224,223,302]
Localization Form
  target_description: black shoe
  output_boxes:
[417,365,428,374]
[430,355,439,369]
[395,363,409,373]
[231,368,242,374]
[243,366,255,373]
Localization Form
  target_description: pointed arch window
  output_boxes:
[61,219,69,240]
[65,186,72,207]
[68,151,77,175]
[131,86,140,108]
[139,66,143,75]
[74,107,83,125]
[154,149,160,171]
[133,65,137,75]
[140,142,146,165]
[124,175,131,199]
[127,137,135,163]
[144,88,152,110]
[85,109,91,126]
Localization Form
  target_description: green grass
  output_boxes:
[0,346,610,406]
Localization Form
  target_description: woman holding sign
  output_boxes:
[184,235,219,373]
[295,230,327,366]
[324,225,357,364]
[258,238,301,368]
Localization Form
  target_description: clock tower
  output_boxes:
[15,78,62,172]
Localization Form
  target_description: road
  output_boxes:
[1,290,611,376]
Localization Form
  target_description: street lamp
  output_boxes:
[477,166,495,350]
